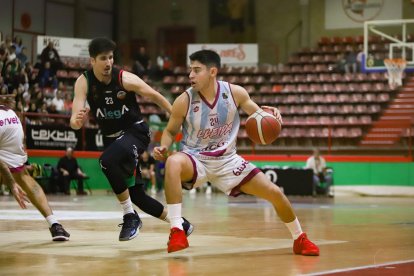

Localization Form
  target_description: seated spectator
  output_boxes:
[333,53,346,73]
[57,147,87,195]
[305,148,334,197]
[344,49,357,74]
[139,150,157,195]
[39,61,58,89]
[40,41,62,73]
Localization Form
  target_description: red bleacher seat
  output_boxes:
[259,85,272,94]
[170,85,183,94]
[162,76,176,84]
[244,85,256,94]
[351,93,363,103]
[176,76,188,84]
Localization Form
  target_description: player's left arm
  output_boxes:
[122,71,172,114]
[231,84,282,122]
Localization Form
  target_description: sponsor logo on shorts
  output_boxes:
[233,160,249,176]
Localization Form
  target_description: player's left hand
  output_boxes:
[261,105,283,124]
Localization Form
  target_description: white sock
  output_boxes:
[285,217,303,240]
[162,216,184,224]
[120,197,134,215]
[167,203,183,230]
[46,215,59,227]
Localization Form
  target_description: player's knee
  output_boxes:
[99,151,120,172]
[165,154,185,173]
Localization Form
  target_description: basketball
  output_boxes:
[245,109,282,145]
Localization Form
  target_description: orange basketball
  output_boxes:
[245,109,282,145]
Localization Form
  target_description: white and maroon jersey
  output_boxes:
[0,105,27,168]
[181,81,240,158]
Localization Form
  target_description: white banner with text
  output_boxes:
[187,44,258,66]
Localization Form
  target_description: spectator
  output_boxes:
[305,148,334,197]
[38,61,58,89]
[51,90,65,113]
[40,41,62,73]
[7,45,17,63]
[57,147,87,195]
[155,50,173,80]
[344,49,358,74]
[139,151,157,195]
[333,53,346,73]
[16,46,28,65]
[62,93,73,115]
[133,46,151,77]
[13,36,24,54]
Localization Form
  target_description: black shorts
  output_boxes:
[102,122,151,184]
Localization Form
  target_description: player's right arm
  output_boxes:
[0,160,28,209]
[70,75,90,130]
[153,93,188,161]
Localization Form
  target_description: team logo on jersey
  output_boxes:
[193,106,199,112]
[222,93,228,99]
[117,90,127,100]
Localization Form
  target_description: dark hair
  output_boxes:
[88,37,116,58]
[189,50,221,69]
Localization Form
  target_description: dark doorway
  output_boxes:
[157,26,195,67]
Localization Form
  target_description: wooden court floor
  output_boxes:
[0,190,413,276]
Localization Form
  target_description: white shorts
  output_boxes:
[182,153,261,196]
[0,112,27,170]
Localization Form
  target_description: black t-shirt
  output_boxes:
[57,156,79,175]
[84,67,143,135]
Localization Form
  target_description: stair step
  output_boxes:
[393,99,414,104]
[360,140,395,146]
[389,104,414,109]
[370,128,404,133]
[365,133,400,138]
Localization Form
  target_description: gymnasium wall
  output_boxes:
[28,155,414,190]
[2,0,414,64]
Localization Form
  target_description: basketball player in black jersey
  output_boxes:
[70,37,193,241]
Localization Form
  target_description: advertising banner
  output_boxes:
[187,44,258,66]
[37,35,90,58]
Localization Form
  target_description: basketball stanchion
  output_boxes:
[384,58,407,89]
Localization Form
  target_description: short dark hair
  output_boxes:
[88,37,116,58]
[189,50,221,69]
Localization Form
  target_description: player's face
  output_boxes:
[91,51,114,77]
[189,61,216,91]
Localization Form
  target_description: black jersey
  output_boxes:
[84,68,143,135]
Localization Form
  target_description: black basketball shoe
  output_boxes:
[119,210,142,241]
[182,217,194,237]
[49,223,70,241]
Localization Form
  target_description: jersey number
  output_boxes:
[105,97,114,104]
[210,117,219,126]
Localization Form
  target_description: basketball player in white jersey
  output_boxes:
[153,50,319,255]
[0,96,70,241]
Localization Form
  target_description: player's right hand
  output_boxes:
[72,107,90,129]
[153,146,168,161]
[10,183,29,209]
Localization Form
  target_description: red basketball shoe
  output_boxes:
[168,227,189,253]
[293,233,320,256]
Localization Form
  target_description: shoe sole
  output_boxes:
[294,250,320,256]
[168,242,189,253]
[119,221,143,241]
[185,224,194,237]
[52,236,70,241]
